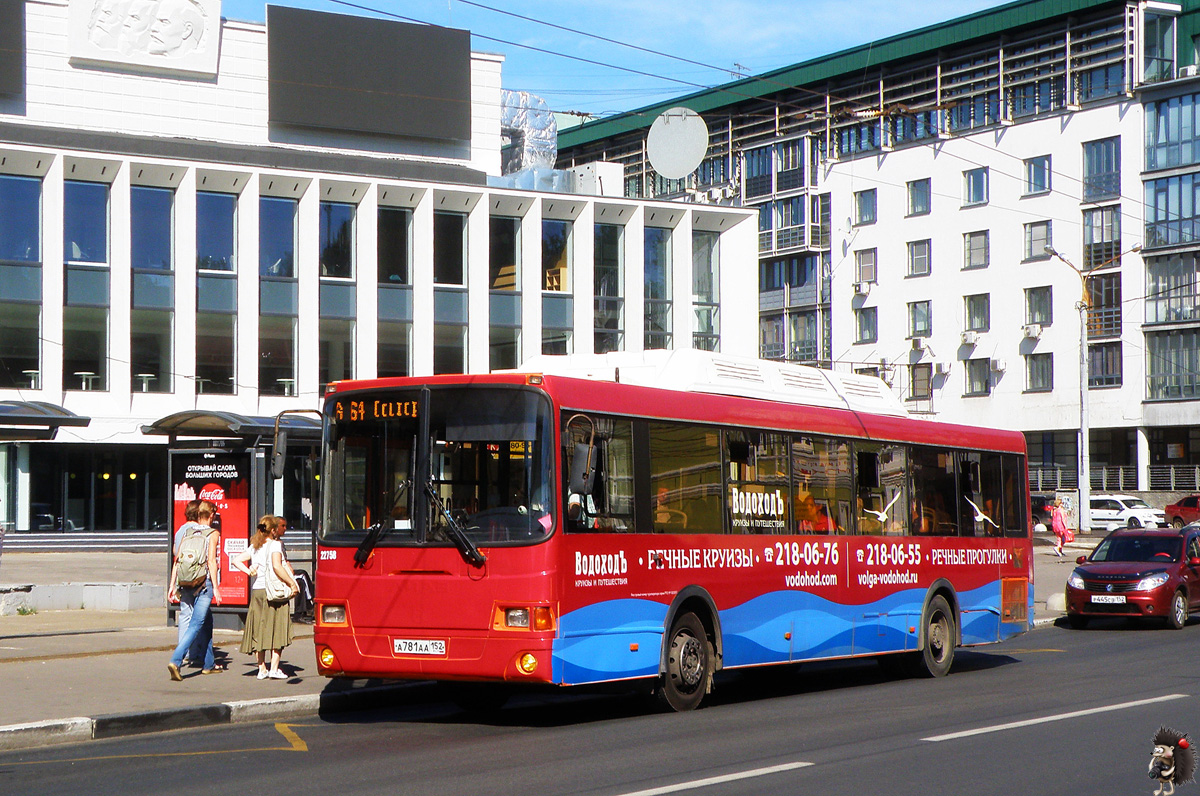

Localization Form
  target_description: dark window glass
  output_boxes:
[0,174,40,263]
[726,430,790,534]
[196,191,236,271]
[434,211,466,285]
[855,442,908,535]
[131,186,172,271]
[378,207,411,284]
[0,302,40,388]
[196,312,235,394]
[130,308,172,393]
[911,447,960,536]
[260,197,296,277]
[490,216,519,290]
[319,201,354,279]
[649,422,722,533]
[562,414,634,533]
[64,180,108,264]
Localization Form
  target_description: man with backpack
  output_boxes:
[167,500,222,680]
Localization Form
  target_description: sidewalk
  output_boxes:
[0,539,1092,752]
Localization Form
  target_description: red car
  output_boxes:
[1065,527,1200,629]
[1164,495,1200,528]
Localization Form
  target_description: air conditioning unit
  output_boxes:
[1023,323,1043,339]
[1181,65,1200,78]
[960,330,979,346]
[934,361,951,376]
[990,358,1007,372]
[911,337,926,352]
[853,281,871,296]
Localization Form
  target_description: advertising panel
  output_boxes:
[169,449,252,607]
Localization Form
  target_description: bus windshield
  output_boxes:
[321,386,554,548]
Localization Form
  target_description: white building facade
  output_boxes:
[0,0,757,534]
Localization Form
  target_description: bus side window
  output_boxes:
[855,443,908,536]
[911,446,958,536]
[563,416,635,533]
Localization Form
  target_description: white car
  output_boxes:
[1089,494,1166,531]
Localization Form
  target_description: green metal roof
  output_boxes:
[558,0,1124,149]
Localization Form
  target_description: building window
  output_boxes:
[0,302,40,388]
[131,186,172,271]
[1146,92,1200,170]
[1146,252,1200,323]
[377,206,411,284]
[963,167,988,206]
[0,174,40,262]
[855,306,877,344]
[854,189,876,225]
[319,319,354,390]
[910,362,932,400]
[1146,173,1200,248]
[196,191,235,271]
[908,300,931,338]
[260,316,296,395]
[965,293,990,332]
[965,358,991,396]
[775,139,804,191]
[1083,205,1120,269]
[789,311,817,362]
[1026,352,1053,392]
[644,226,672,349]
[693,230,720,352]
[196,312,235,394]
[1083,137,1120,202]
[131,309,172,393]
[489,326,520,371]
[1024,220,1052,261]
[377,320,410,378]
[542,219,571,291]
[595,223,624,353]
[1026,286,1053,325]
[489,216,520,291]
[963,230,989,269]
[907,178,931,216]
[1023,155,1051,195]
[698,155,728,187]
[434,324,466,374]
[63,306,108,391]
[259,196,296,278]
[433,211,466,285]
[1087,272,1122,338]
[744,147,772,198]
[1147,329,1200,399]
[1088,341,1122,387]
[1144,12,1176,83]
[855,248,877,283]
[761,316,785,359]
[907,239,931,276]
[64,180,108,264]
[319,201,354,279]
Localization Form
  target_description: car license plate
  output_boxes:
[1091,594,1126,604]
[393,638,446,655]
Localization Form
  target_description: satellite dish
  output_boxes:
[646,107,708,180]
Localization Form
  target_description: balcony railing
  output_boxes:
[1147,373,1200,400]
[1086,306,1121,338]
[1146,295,1200,324]
[1092,466,1137,492]
[1150,465,1200,491]
[1029,466,1077,491]
[1029,465,1137,492]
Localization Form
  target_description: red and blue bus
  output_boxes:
[312,352,1032,710]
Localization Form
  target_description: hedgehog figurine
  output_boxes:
[1150,726,1195,796]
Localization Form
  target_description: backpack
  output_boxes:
[177,527,211,587]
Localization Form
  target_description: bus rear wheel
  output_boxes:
[655,612,712,712]
[916,595,955,678]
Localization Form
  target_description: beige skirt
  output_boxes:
[240,589,294,653]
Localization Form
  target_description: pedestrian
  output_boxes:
[1050,497,1074,558]
[232,514,298,680]
[167,500,222,680]
[169,499,206,667]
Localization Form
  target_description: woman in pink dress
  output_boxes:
[1050,497,1074,557]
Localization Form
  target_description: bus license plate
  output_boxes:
[393,638,446,655]
[1091,595,1126,604]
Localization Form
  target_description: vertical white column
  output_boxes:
[573,202,595,355]
[1136,426,1151,492]
[42,157,64,395]
[671,211,693,350]
[466,192,489,373]
[296,181,320,398]
[175,169,197,400]
[719,215,758,357]
[410,190,434,376]
[15,443,30,532]
[239,176,260,409]
[520,201,543,362]
[625,206,645,353]
[356,184,379,380]
[109,165,132,396]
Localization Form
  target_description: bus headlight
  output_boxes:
[322,604,347,624]
[505,608,530,628]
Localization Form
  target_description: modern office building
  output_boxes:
[557,0,1200,496]
[0,0,757,534]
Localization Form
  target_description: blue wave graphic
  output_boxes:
[552,583,1021,684]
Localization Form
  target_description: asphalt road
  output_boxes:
[2,619,1196,796]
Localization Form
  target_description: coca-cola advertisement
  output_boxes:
[170,450,252,607]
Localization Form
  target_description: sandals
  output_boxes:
[201,666,225,674]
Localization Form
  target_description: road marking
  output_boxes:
[275,722,308,751]
[923,693,1188,742]
[611,761,813,796]
[3,725,313,767]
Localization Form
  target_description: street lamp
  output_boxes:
[1043,243,1141,534]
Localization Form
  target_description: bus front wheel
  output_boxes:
[916,595,955,678]
[656,612,712,712]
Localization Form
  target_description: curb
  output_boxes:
[0,683,418,752]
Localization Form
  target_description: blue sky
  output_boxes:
[223,0,1013,119]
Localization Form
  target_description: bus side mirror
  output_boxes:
[270,429,288,480]
[569,443,596,495]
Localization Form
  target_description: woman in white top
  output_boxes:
[233,515,299,680]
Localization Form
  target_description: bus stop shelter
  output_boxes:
[141,410,321,627]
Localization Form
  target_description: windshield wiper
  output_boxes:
[353,479,410,568]
[425,480,487,568]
